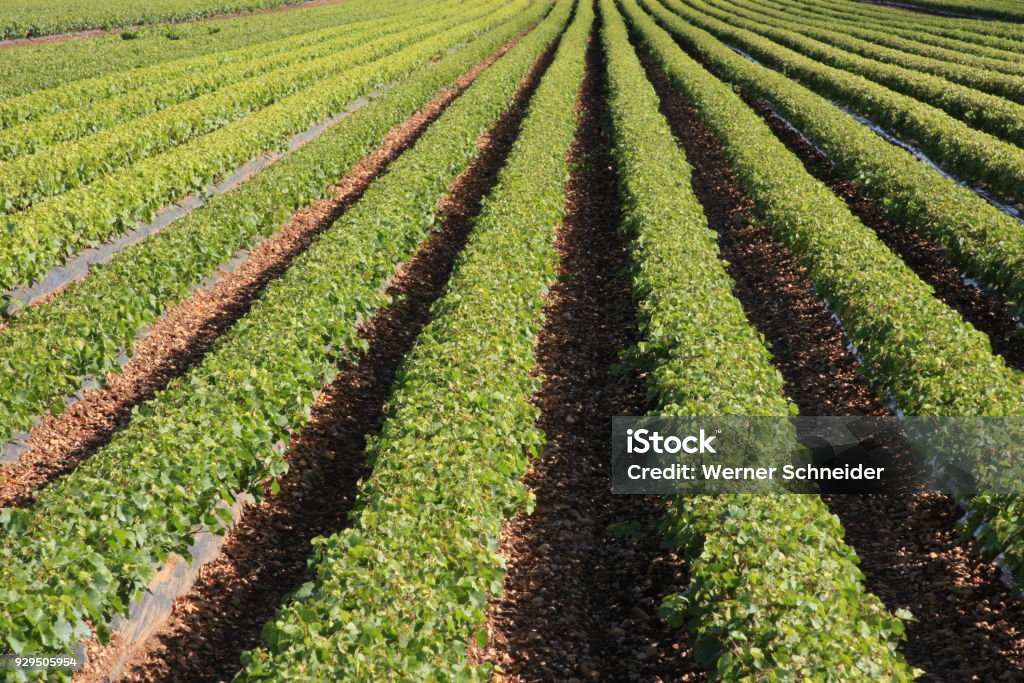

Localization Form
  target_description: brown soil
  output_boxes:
[751,97,1024,372]
[80,29,557,683]
[638,39,1024,682]
[479,33,701,683]
[0,29,524,510]
[0,0,349,50]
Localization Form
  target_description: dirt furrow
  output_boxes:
[0,32,525,510]
[480,32,701,683]
[749,97,1024,372]
[637,40,1024,682]
[86,34,559,683]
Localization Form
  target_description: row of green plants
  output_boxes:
[747,0,1024,78]
[0,0,522,294]
[0,0,430,130]
[607,0,917,679]
[658,0,1024,210]
[0,0,314,39]
[709,0,1024,104]
[639,0,1024,575]
[0,1,444,156]
[0,0,567,665]
[0,3,490,214]
[643,2,1024,317]
[238,4,588,679]
[0,0,395,100]
[681,0,1024,150]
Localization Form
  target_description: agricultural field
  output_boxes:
[3,0,1024,680]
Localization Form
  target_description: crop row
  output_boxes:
[0,0,522,296]
[0,0,432,130]
[0,1,447,157]
[237,4,587,679]
[644,2,1024,321]
[640,0,1024,574]
[681,0,1024,151]
[605,0,916,679]
[711,0,1024,103]
[0,0,399,100]
[746,0,1024,78]
[659,0,1024,210]
[0,2,492,215]
[0,0,566,664]
[0,0,310,40]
